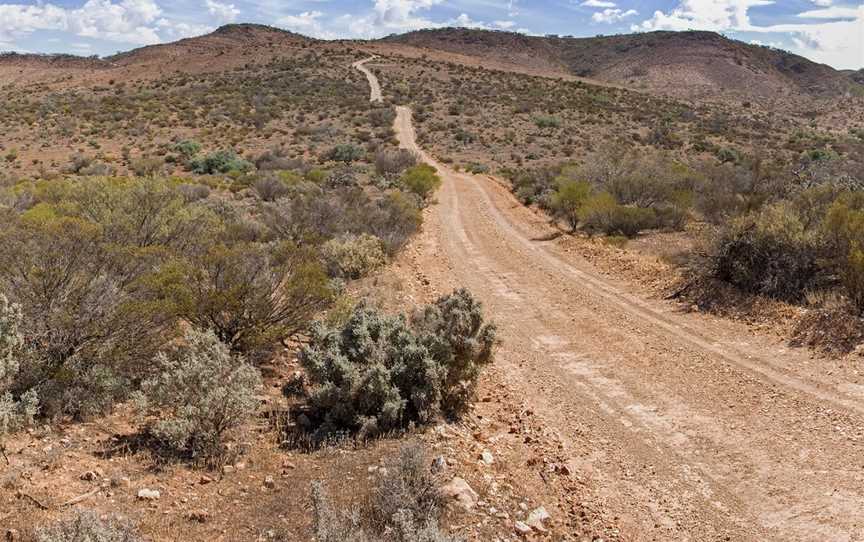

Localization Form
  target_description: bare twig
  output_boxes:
[18,491,50,510]
[61,488,101,508]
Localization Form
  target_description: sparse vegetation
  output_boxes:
[136,328,262,464]
[292,289,495,442]
[310,444,457,542]
[35,511,142,542]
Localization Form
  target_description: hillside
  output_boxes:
[383,28,861,101]
[0,24,314,85]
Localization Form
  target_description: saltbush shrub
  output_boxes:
[328,144,364,164]
[296,289,495,441]
[174,140,202,160]
[190,150,253,175]
[35,511,141,542]
[137,328,262,463]
[0,295,37,437]
[310,444,457,542]
[322,233,387,279]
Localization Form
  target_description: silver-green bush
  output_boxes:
[0,294,37,436]
[310,444,458,542]
[322,233,387,279]
[35,511,141,542]
[297,289,495,441]
[137,328,262,463]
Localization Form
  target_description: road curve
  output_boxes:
[353,57,383,103]
[359,61,864,541]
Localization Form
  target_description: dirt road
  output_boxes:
[353,57,382,103]
[359,60,864,541]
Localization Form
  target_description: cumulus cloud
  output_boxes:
[277,10,331,38]
[592,8,638,23]
[0,0,165,46]
[205,0,239,23]
[581,0,617,7]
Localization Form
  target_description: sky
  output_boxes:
[0,0,861,69]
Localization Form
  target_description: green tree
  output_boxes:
[401,164,442,200]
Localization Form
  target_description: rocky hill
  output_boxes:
[383,28,861,101]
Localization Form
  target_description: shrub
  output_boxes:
[35,511,141,542]
[328,144,364,164]
[369,443,442,532]
[190,150,253,175]
[174,241,333,357]
[843,249,864,315]
[578,193,657,237]
[550,178,591,231]
[368,191,423,255]
[708,202,823,301]
[254,175,290,202]
[296,289,495,441]
[310,444,457,542]
[0,214,176,419]
[137,328,261,463]
[130,156,164,177]
[375,149,417,177]
[322,233,387,279]
[0,295,37,437]
[534,115,561,129]
[177,182,211,203]
[401,164,441,200]
[174,140,202,160]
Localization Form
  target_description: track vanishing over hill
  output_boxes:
[355,59,864,541]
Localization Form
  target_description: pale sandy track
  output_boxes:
[352,57,382,103]
[357,60,864,541]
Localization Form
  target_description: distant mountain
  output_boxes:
[107,24,312,67]
[2,24,859,102]
[383,28,861,101]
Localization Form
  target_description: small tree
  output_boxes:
[550,178,591,231]
[137,328,262,463]
[401,164,442,200]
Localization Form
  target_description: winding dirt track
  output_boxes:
[353,57,383,103]
[359,60,864,541]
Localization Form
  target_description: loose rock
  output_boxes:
[137,488,161,501]
[440,477,479,510]
[526,506,551,532]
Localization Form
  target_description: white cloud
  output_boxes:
[633,1,863,69]
[0,0,165,46]
[493,20,516,29]
[581,0,617,7]
[797,5,859,19]
[634,0,774,32]
[277,10,331,38]
[592,8,637,23]
[157,19,213,41]
[205,0,239,23]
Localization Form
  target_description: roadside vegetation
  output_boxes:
[0,45,503,541]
